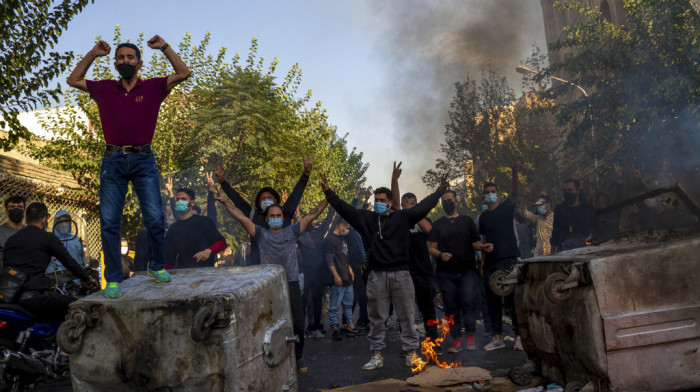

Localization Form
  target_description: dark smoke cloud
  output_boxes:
[358,0,546,193]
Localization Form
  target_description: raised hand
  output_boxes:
[438,172,450,193]
[303,155,312,176]
[392,161,402,181]
[91,41,111,57]
[165,177,174,197]
[147,35,166,50]
[614,162,624,178]
[281,189,289,203]
[213,187,227,204]
[574,164,583,180]
[214,163,226,183]
[319,173,330,192]
[206,171,215,193]
[354,182,362,199]
[630,164,643,179]
[522,184,532,198]
[364,188,372,203]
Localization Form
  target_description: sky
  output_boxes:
[48,0,548,197]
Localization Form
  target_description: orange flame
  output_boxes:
[410,315,462,373]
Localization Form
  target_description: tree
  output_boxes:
[0,0,93,150]
[538,0,700,180]
[26,28,368,244]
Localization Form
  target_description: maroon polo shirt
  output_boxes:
[86,77,170,146]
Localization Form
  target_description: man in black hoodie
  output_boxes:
[320,172,449,371]
[214,156,312,265]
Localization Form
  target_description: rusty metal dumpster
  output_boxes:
[58,265,298,392]
[508,229,700,391]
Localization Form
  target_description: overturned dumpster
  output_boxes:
[58,265,298,392]
[503,186,700,391]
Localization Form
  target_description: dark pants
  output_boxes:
[411,273,438,340]
[17,291,76,323]
[436,269,480,338]
[302,271,326,331]
[484,258,518,336]
[100,151,165,283]
[289,281,305,360]
[352,269,369,324]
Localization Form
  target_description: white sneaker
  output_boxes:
[362,355,384,370]
[405,352,417,367]
[483,337,506,351]
[513,336,524,351]
[310,329,324,339]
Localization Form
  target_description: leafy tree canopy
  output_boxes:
[0,0,93,150]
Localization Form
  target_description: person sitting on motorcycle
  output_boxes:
[3,202,97,323]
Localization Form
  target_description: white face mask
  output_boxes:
[120,246,129,255]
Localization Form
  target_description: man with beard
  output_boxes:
[67,36,191,298]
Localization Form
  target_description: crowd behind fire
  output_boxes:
[0,153,694,373]
[0,36,697,375]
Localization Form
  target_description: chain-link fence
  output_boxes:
[0,172,101,259]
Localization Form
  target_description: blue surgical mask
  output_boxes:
[374,202,388,214]
[260,198,275,210]
[175,200,190,213]
[481,204,488,212]
[536,205,548,215]
[484,193,498,204]
[268,217,283,229]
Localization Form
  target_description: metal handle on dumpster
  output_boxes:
[544,268,581,304]
[57,310,88,354]
[285,335,299,343]
[192,302,221,342]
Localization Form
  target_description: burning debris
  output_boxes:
[409,315,461,373]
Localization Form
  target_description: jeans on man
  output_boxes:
[436,269,480,338]
[329,284,354,328]
[483,257,519,336]
[366,270,419,352]
[411,273,438,340]
[100,151,165,283]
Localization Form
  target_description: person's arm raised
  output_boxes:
[405,172,450,224]
[67,41,111,92]
[283,155,312,219]
[391,161,402,207]
[147,35,191,91]
[299,199,329,234]
[214,188,255,237]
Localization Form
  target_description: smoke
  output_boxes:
[357,0,546,193]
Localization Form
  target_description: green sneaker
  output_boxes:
[103,282,121,298]
[147,268,171,283]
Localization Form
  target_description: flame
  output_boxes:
[410,315,462,373]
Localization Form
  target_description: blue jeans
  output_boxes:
[100,150,165,283]
[328,284,354,328]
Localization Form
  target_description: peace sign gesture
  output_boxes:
[205,171,215,193]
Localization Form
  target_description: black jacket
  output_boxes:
[324,189,442,272]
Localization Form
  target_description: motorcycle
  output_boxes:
[0,261,99,391]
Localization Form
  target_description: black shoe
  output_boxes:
[345,327,359,337]
[434,346,443,356]
[399,350,412,357]
[332,329,343,341]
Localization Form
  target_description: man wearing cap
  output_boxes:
[46,210,87,277]
[518,186,554,256]
[67,35,191,298]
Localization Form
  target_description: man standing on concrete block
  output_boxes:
[67,36,191,298]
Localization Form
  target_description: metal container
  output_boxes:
[510,229,700,391]
[59,265,298,392]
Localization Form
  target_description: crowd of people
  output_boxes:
[0,34,696,378]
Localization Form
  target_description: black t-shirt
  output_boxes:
[323,233,352,285]
[428,215,480,272]
[408,218,433,276]
[479,199,520,261]
[551,202,595,250]
[164,215,226,269]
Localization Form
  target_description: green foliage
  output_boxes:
[0,0,93,150]
[423,67,561,214]
[26,28,368,245]
[543,0,700,177]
